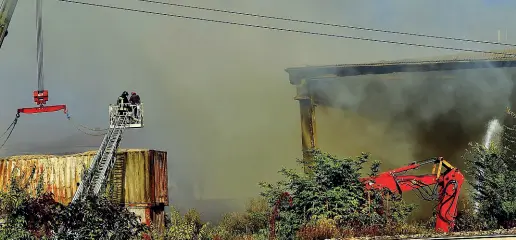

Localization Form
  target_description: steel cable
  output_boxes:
[141,0,516,47]
[57,0,516,56]
[0,113,20,150]
[36,0,44,92]
[64,112,108,136]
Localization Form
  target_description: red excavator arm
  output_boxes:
[360,157,465,233]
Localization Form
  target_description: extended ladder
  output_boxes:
[71,103,142,203]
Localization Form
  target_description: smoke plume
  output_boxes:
[0,0,515,221]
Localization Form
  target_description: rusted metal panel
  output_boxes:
[0,149,168,206]
[150,150,168,204]
[150,205,166,232]
[118,149,167,206]
[0,153,91,203]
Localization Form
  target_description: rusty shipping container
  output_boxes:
[0,149,168,227]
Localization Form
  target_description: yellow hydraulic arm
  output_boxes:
[0,0,19,48]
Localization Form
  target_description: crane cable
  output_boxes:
[36,0,44,92]
[0,111,106,153]
[73,127,107,136]
[0,110,106,152]
[37,0,106,137]
[0,113,20,150]
[64,111,108,136]
[0,1,104,151]
[0,1,42,151]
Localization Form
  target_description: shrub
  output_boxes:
[296,218,340,240]
[454,197,483,232]
[463,142,516,229]
[0,166,148,239]
[154,207,211,240]
[54,195,148,240]
[0,167,42,239]
[13,193,63,238]
[209,197,269,240]
[259,149,414,238]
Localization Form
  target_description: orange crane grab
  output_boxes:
[0,0,67,115]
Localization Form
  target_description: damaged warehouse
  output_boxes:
[284,49,516,222]
[285,49,516,171]
[0,149,168,230]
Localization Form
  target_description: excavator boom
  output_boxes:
[360,157,465,233]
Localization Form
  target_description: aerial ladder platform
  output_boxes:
[71,103,144,202]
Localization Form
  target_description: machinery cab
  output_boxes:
[109,103,144,128]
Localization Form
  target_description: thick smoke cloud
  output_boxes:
[313,67,513,169]
[0,0,515,221]
[313,67,515,219]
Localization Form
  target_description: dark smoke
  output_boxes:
[312,66,514,220]
[313,67,513,168]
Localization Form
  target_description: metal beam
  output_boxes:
[285,60,516,84]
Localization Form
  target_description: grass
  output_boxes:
[148,198,473,240]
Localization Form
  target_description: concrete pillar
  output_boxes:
[294,79,317,174]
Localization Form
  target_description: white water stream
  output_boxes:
[483,119,502,149]
[475,118,503,212]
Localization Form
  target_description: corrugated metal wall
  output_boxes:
[150,150,168,204]
[0,149,168,226]
[0,153,89,204]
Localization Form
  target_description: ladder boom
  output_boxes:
[71,126,111,202]
[71,103,142,202]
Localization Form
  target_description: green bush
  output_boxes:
[211,197,269,239]
[54,195,148,240]
[259,149,414,239]
[152,207,211,240]
[463,142,516,229]
[0,167,47,240]
[454,197,483,232]
[0,166,148,240]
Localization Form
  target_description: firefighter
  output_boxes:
[117,91,130,115]
[129,92,141,119]
[129,92,140,105]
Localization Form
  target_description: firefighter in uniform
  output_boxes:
[129,92,141,119]
[117,91,130,115]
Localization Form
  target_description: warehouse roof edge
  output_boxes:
[285,48,516,84]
